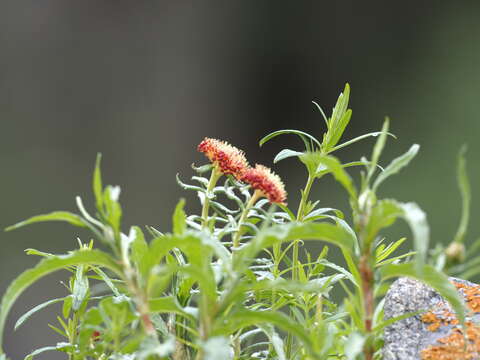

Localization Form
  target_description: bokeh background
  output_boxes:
[1,1,480,358]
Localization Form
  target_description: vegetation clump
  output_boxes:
[0,84,477,360]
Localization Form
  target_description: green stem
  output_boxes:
[201,168,222,229]
[292,174,314,280]
[286,174,315,358]
[232,190,261,249]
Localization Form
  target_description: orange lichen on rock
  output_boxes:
[420,280,480,360]
[422,325,480,360]
[454,281,480,313]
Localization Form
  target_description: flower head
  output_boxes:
[241,164,287,204]
[198,138,249,179]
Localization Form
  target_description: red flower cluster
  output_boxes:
[198,138,249,180]
[198,138,287,204]
[241,164,287,204]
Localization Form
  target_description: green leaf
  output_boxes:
[235,222,358,272]
[400,202,429,267]
[202,337,233,360]
[24,345,59,360]
[453,145,470,244]
[149,296,194,319]
[103,185,122,232]
[299,153,357,199]
[14,297,67,331]
[214,309,315,356]
[93,153,104,214]
[0,250,122,350]
[368,118,390,180]
[131,226,149,281]
[381,263,465,325]
[373,144,420,191]
[5,211,87,232]
[327,109,352,151]
[259,129,321,151]
[344,332,365,360]
[376,238,406,264]
[273,149,304,164]
[366,199,405,244]
[328,129,396,154]
[172,199,187,235]
[259,324,286,360]
[72,266,88,311]
[323,83,351,150]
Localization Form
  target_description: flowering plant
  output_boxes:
[0,84,474,360]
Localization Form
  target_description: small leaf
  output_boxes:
[328,129,396,154]
[24,346,58,360]
[273,149,304,164]
[453,145,470,244]
[259,324,286,360]
[172,199,187,235]
[131,226,149,280]
[400,202,429,268]
[344,332,365,360]
[72,266,88,311]
[15,297,67,330]
[149,296,194,318]
[368,118,390,180]
[300,153,357,199]
[373,144,420,191]
[5,212,87,232]
[202,337,233,360]
[259,129,321,151]
[93,153,104,214]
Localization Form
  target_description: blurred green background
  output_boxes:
[1,1,480,358]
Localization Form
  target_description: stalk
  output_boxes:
[356,199,375,360]
[286,173,315,358]
[232,190,261,249]
[201,168,222,229]
[292,174,315,279]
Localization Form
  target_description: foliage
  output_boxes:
[0,84,474,360]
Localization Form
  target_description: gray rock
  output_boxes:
[383,277,480,360]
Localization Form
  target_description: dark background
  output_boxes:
[1,2,480,358]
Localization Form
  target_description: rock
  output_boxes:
[383,277,480,360]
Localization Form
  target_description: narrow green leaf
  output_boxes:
[344,332,365,360]
[149,296,194,319]
[15,297,67,331]
[24,346,59,360]
[235,222,358,272]
[328,109,352,150]
[5,211,87,232]
[453,145,470,244]
[93,153,104,214]
[328,129,395,155]
[172,199,187,235]
[400,202,429,267]
[131,226,149,281]
[368,118,390,180]
[381,263,465,325]
[273,149,304,164]
[215,310,315,356]
[300,153,357,199]
[0,250,122,350]
[311,100,329,127]
[373,144,420,191]
[72,266,88,311]
[259,324,286,360]
[259,129,321,150]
